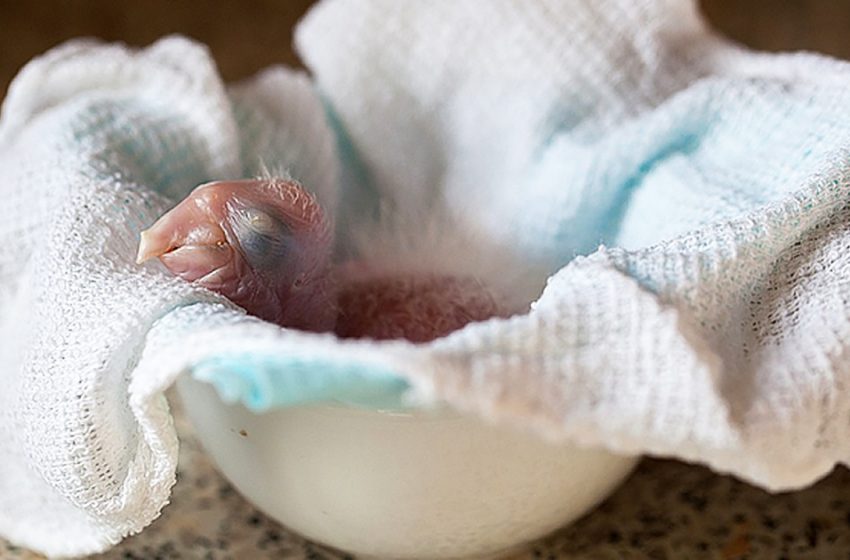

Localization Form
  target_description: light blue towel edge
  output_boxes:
[190,352,412,412]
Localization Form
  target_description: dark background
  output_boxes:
[2,1,850,97]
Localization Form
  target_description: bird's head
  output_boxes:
[137,179,335,332]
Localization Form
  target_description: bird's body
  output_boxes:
[335,265,502,343]
[139,178,505,342]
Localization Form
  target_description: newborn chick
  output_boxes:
[137,179,335,332]
[139,179,507,342]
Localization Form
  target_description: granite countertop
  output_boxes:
[2,395,849,560]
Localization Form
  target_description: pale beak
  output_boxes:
[136,228,172,264]
[137,224,233,284]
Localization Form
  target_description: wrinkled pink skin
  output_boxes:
[335,264,504,343]
[138,179,336,332]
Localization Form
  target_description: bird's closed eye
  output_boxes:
[227,203,294,271]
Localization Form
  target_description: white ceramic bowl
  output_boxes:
[177,375,637,559]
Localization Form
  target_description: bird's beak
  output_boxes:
[136,228,172,264]
[136,196,225,265]
[136,198,232,285]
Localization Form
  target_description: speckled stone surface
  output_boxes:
[3,392,850,560]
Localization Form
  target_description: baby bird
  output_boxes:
[139,178,508,342]
[137,179,336,332]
